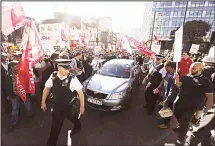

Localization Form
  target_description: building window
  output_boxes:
[172,20,177,26]
[209,1,215,5]
[206,10,212,17]
[47,26,52,31]
[175,1,187,6]
[173,11,178,17]
[40,27,45,32]
[153,2,157,7]
[165,21,169,26]
[164,11,171,17]
[160,2,171,7]
[191,1,205,6]
[180,11,186,17]
[56,40,59,44]
[189,11,199,17]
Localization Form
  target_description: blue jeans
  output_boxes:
[10,96,33,126]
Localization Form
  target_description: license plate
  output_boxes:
[87,98,102,105]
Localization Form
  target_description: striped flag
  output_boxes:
[128,37,155,57]
[2,2,28,36]
[17,19,44,102]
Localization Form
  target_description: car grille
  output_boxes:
[86,89,108,99]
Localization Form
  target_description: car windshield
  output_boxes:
[99,63,130,78]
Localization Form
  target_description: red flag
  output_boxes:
[128,37,155,57]
[61,29,67,41]
[154,35,160,45]
[79,35,88,48]
[117,40,123,52]
[17,19,44,102]
[2,2,28,36]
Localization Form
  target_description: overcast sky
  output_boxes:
[22,2,144,33]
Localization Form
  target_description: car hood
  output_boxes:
[86,74,130,94]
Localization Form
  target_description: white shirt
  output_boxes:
[34,61,46,69]
[159,67,167,78]
[1,62,8,71]
[45,73,83,92]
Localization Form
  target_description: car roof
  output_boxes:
[105,59,135,65]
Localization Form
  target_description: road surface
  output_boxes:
[2,84,213,145]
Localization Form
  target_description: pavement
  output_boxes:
[1,84,214,146]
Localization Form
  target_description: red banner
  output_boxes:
[61,29,68,41]
[154,35,160,45]
[2,2,28,36]
[128,37,155,57]
[17,19,44,102]
[117,40,123,52]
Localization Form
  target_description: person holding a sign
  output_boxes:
[174,62,214,145]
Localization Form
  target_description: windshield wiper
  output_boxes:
[108,74,122,78]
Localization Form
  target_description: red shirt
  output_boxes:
[178,58,193,77]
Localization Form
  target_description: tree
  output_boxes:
[183,20,211,43]
[169,20,211,51]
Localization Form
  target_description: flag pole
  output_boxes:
[150,11,156,50]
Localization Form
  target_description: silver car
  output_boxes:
[83,59,141,111]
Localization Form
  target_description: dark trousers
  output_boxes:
[1,90,11,115]
[47,105,81,146]
[174,106,196,141]
[190,115,215,146]
[145,86,159,113]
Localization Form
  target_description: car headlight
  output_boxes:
[108,91,127,100]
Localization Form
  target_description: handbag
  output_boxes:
[158,106,173,118]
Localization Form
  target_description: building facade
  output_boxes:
[149,1,215,40]
[141,2,153,41]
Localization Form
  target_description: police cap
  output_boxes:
[155,54,165,59]
[1,52,8,56]
[55,59,72,70]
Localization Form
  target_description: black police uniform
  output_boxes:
[144,63,164,114]
[47,61,81,146]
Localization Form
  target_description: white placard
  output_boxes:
[189,44,200,54]
[94,46,102,55]
[173,26,183,62]
[151,44,161,54]
[41,38,55,56]
[208,46,215,57]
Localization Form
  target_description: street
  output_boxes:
[2,85,175,146]
[2,84,214,146]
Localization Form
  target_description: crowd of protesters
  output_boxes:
[1,44,215,145]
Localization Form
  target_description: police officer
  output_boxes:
[143,55,166,115]
[41,59,85,146]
